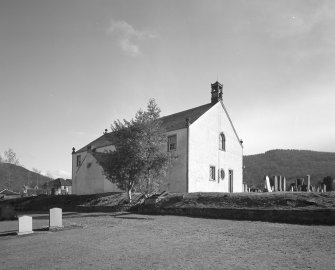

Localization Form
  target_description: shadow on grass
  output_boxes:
[21,211,129,220]
[114,216,154,220]
[0,230,17,237]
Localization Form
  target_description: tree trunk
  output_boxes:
[126,186,132,203]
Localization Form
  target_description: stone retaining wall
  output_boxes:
[136,206,335,225]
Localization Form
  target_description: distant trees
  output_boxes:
[97,99,171,202]
[0,148,20,189]
[3,148,20,165]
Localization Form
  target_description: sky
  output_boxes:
[1,0,334,179]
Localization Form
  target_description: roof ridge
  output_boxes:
[159,103,212,120]
[74,102,215,153]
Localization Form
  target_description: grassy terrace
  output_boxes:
[154,192,335,210]
[2,192,335,212]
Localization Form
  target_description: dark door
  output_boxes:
[229,170,233,193]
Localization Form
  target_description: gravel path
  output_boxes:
[1,212,334,269]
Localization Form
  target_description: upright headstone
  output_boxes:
[49,208,63,229]
[283,177,286,192]
[265,176,272,192]
[278,176,282,191]
[323,184,327,192]
[269,176,274,191]
[18,215,33,235]
[274,176,278,192]
[306,175,311,192]
[297,178,303,191]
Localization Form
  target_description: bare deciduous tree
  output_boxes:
[3,148,20,165]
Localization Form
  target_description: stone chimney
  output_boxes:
[211,81,223,104]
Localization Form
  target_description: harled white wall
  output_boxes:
[72,145,121,195]
[162,128,188,192]
[188,102,243,192]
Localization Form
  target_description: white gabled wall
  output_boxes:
[72,145,121,195]
[188,102,243,192]
[162,128,188,192]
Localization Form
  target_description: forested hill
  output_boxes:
[0,163,52,192]
[244,149,335,188]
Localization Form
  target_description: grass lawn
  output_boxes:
[0,212,334,270]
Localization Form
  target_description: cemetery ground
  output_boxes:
[1,211,335,270]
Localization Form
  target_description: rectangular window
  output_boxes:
[209,166,216,181]
[168,135,177,151]
[76,155,81,167]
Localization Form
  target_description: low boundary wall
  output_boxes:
[136,206,335,225]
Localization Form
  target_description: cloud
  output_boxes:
[43,169,71,179]
[266,2,335,39]
[107,20,157,56]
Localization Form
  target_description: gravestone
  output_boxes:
[269,177,274,191]
[306,175,311,191]
[265,176,272,192]
[322,184,327,192]
[283,177,286,191]
[49,208,63,229]
[18,215,33,235]
[274,176,278,192]
[278,176,282,191]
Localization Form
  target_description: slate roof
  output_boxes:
[49,178,72,187]
[0,189,20,195]
[76,133,114,153]
[74,103,215,154]
[160,103,214,132]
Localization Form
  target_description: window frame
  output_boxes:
[220,168,225,180]
[209,165,216,181]
[219,132,226,151]
[167,134,177,151]
[76,155,81,167]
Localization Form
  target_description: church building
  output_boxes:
[72,81,243,194]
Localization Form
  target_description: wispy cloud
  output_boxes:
[267,2,335,39]
[107,20,157,56]
[43,169,71,179]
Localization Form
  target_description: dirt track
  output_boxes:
[1,212,334,269]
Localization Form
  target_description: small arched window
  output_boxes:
[219,133,226,151]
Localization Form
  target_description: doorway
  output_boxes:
[229,170,233,193]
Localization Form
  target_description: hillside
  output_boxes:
[0,163,52,192]
[244,149,335,188]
